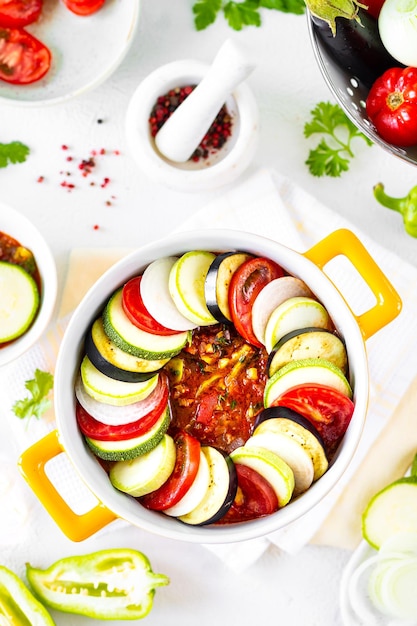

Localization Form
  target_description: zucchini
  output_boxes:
[85,405,171,461]
[85,318,168,383]
[109,434,177,497]
[0,261,40,343]
[80,356,159,407]
[103,289,190,360]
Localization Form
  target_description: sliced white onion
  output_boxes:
[379,0,417,66]
[75,374,168,426]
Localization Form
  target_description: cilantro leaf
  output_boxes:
[304,101,372,177]
[0,141,30,168]
[12,369,54,422]
[193,0,223,30]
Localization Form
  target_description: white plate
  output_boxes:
[0,0,140,106]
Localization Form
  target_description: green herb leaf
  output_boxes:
[193,0,223,30]
[0,141,30,168]
[304,101,372,177]
[224,1,262,29]
[260,0,305,14]
[12,369,54,422]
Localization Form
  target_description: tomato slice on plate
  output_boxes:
[0,0,42,27]
[0,27,51,84]
[228,257,284,347]
[139,431,201,511]
[217,463,279,523]
[122,276,181,336]
[272,383,355,457]
[62,0,105,16]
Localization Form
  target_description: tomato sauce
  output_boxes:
[164,324,268,455]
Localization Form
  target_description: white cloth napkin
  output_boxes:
[1,169,417,573]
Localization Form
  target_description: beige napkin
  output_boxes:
[1,169,417,570]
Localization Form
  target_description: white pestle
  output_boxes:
[154,39,255,163]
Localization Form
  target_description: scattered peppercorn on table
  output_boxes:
[1,2,417,626]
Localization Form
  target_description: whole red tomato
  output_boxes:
[366,67,417,147]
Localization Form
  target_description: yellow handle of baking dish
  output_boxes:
[18,430,117,542]
[303,228,402,340]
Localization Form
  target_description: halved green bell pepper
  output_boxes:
[0,564,55,626]
[26,548,169,621]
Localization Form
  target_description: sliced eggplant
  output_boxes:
[178,446,237,526]
[85,318,167,383]
[267,327,348,377]
[253,407,328,481]
[204,251,253,324]
[264,358,352,408]
[251,276,314,346]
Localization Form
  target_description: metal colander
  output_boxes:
[307,10,417,166]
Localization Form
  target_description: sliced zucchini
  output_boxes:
[85,318,168,383]
[85,404,170,461]
[264,296,332,353]
[251,276,314,346]
[178,447,237,526]
[204,251,253,323]
[169,251,218,327]
[0,261,40,343]
[80,356,159,407]
[267,327,348,377]
[109,434,176,497]
[264,358,352,407]
[103,288,190,360]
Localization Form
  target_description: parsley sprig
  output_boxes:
[0,141,30,168]
[12,369,54,423]
[304,102,373,177]
[193,0,305,31]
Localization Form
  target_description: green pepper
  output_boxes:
[373,182,417,238]
[26,549,169,621]
[0,564,55,626]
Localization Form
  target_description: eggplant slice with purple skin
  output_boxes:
[204,251,253,324]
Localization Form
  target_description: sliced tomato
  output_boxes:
[75,380,169,441]
[228,257,284,347]
[217,463,279,524]
[0,0,42,27]
[122,276,181,336]
[0,27,51,84]
[272,383,355,457]
[139,431,201,511]
[62,0,105,16]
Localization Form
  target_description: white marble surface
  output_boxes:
[1,1,416,624]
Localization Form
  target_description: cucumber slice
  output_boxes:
[103,289,190,360]
[264,358,352,407]
[169,251,218,327]
[80,356,159,406]
[109,434,176,497]
[85,318,169,382]
[362,478,417,550]
[85,405,170,461]
[267,327,348,377]
[0,261,40,342]
[264,296,332,353]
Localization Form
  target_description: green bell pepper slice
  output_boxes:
[26,549,169,621]
[0,564,55,626]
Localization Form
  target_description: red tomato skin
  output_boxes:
[62,0,105,16]
[366,67,417,147]
[0,27,51,84]
[228,257,284,347]
[217,463,279,524]
[272,383,354,457]
[122,276,180,336]
[75,380,170,441]
[363,0,385,18]
[0,0,42,27]
[139,431,201,511]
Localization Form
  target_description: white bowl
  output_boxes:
[125,60,259,192]
[39,228,401,544]
[0,203,57,366]
[0,0,140,106]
